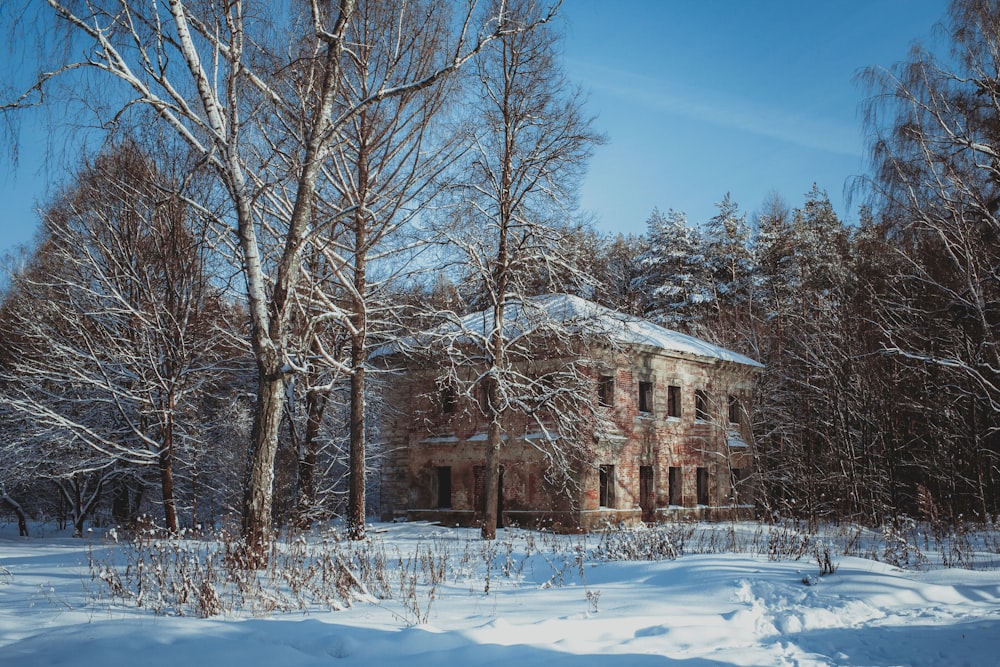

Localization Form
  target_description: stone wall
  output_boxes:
[379,342,758,531]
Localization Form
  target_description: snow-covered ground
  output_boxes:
[3,521,1000,666]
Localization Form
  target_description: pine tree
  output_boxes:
[704,193,753,313]
[634,208,710,332]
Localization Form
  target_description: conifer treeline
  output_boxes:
[584,183,997,526]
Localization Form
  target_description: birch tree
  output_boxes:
[5,0,556,554]
[861,0,1000,518]
[437,0,600,539]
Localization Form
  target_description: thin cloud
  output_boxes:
[574,61,861,159]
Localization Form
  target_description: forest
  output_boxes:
[0,0,998,547]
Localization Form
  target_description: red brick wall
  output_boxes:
[380,343,758,524]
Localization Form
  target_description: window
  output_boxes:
[668,466,682,506]
[598,375,615,407]
[695,390,710,422]
[473,465,484,509]
[441,385,456,414]
[638,381,653,414]
[436,466,452,508]
[696,467,709,505]
[728,395,740,425]
[730,467,744,501]
[639,465,654,518]
[667,385,681,418]
[480,379,492,410]
[599,465,615,507]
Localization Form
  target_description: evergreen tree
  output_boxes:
[634,208,710,332]
[704,193,753,313]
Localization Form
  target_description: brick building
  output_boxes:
[379,294,762,530]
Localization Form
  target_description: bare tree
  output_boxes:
[0,141,231,533]
[5,0,558,554]
[860,0,1000,518]
[436,0,601,539]
[320,0,467,538]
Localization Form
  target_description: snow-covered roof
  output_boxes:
[417,293,762,369]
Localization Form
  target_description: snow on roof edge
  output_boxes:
[434,293,763,369]
[541,293,762,368]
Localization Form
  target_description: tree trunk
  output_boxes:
[347,128,369,541]
[348,352,366,539]
[347,220,368,539]
[241,367,285,562]
[1,491,28,537]
[159,412,179,534]
[296,390,327,528]
[158,449,178,534]
[236,30,344,555]
[480,412,503,540]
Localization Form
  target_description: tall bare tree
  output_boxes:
[5,1,557,553]
[0,141,230,533]
[861,0,1000,518]
[323,0,467,538]
[439,0,600,539]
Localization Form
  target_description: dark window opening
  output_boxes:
[730,467,744,501]
[668,466,682,506]
[728,395,740,425]
[441,385,456,414]
[436,466,452,508]
[599,465,615,508]
[697,467,709,505]
[598,375,615,407]
[667,385,681,418]
[695,390,710,422]
[480,379,492,411]
[638,381,653,414]
[639,465,654,521]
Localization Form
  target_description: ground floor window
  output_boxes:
[668,466,682,506]
[696,467,709,505]
[599,465,615,507]
[730,467,745,502]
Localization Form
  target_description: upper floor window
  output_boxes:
[638,381,653,414]
[599,464,616,507]
[667,385,681,418]
[440,385,456,414]
[598,375,615,407]
[728,395,740,425]
[695,389,710,422]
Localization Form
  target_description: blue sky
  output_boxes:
[1,1,947,262]
[560,0,946,236]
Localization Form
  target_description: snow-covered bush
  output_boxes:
[592,523,693,561]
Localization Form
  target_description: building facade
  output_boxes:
[379,295,762,531]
